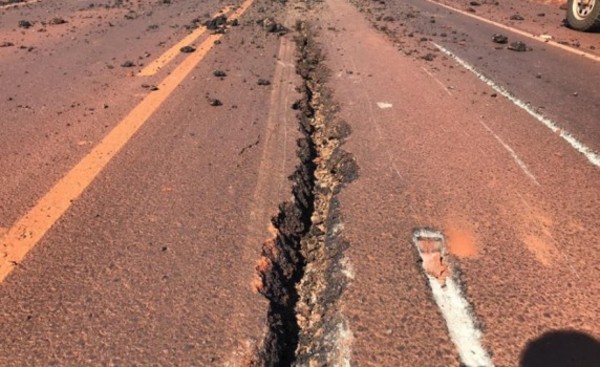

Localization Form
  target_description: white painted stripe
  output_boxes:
[413,229,494,367]
[425,0,600,63]
[421,67,453,96]
[478,120,540,186]
[433,42,600,168]
[376,102,393,109]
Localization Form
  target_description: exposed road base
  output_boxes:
[252,20,357,367]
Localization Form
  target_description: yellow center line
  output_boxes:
[0,0,255,283]
[138,5,233,77]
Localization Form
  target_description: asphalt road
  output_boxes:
[0,0,598,366]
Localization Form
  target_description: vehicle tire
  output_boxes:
[567,0,600,31]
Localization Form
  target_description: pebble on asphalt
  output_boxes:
[209,98,223,106]
[180,46,196,53]
[18,20,32,29]
[48,17,67,25]
[492,34,508,44]
[507,41,529,52]
[213,70,227,77]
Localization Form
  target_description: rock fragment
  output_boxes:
[421,53,436,61]
[180,46,196,53]
[48,17,67,25]
[209,98,223,106]
[508,41,529,52]
[205,15,227,30]
[492,34,508,44]
[18,20,32,29]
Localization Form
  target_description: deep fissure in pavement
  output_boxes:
[251,21,358,366]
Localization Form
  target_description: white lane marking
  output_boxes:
[376,102,393,109]
[425,0,600,63]
[433,42,600,169]
[478,120,540,186]
[421,67,453,96]
[413,229,495,367]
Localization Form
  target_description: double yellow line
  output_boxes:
[0,0,254,283]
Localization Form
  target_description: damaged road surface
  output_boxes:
[0,0,599,366]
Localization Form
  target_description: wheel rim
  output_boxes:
[573,0,597,20]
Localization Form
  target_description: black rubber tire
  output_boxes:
[567,0,600,31]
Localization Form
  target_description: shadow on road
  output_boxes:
[520,329,600,367]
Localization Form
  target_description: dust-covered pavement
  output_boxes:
[1,0,599,366]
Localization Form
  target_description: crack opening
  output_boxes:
[251,20,358,367]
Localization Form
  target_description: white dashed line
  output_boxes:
[433,42,600,169]
[376,102,393,109]
[478,120,540,186]
[421,67,453,96]
[412,229,494,367]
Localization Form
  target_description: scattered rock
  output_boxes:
[469,1,481,6]
[142,84,159,91]
[205,15,227,30]
[230,19,239,26]
[18,20,32,29]
[537,13,545,17]
[422,53,436,61]
[180,45,196,53]
[510,14,525,21]
[507,41,529,52]
[209,98,223,106]
[258,18,288,35]
[48,17,67,25]
[121,60,136,67]
[492,34,508,44]
[213,70,227,77]
[0,41,14,47]
[124,11,138,20]
[257,79,271,86]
